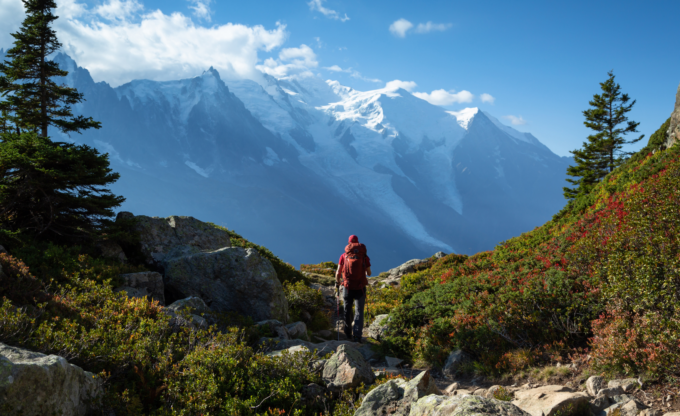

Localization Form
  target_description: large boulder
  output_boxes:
[0,343,100,416]
[354,370,440,416]
[410,394,533,416]
[124,214,232,267]
[322,344,375,391]
[118,271,165,305]
[164,247,288,322]
[367,314,390,341]
[512,385,589,416]
[664,83,680,149]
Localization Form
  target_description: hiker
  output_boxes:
[335,234,372,343]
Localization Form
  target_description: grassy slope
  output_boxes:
[379,118,680,379]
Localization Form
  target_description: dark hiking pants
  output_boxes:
[342,287,366,341]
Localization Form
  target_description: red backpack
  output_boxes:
[343,243,368,290]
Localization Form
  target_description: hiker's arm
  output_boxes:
[335,263,342,285]
[366,267,372,277]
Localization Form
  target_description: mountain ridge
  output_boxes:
[19,51,572,270]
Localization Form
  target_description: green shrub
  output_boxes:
[300,261,337,277]
[284,281,330,330]
[492,386,514,401]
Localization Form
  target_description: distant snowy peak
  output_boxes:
[448,107,479,130]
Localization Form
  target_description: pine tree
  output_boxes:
[564,71,644,200]
[0,0,124,242]
[0,0,100,137]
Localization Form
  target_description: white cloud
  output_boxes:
[389,18,413,38]
[413,89,474,105]
[94,0,142,21]
[323,65,381,83]
[0,0,25,49]
[0,0,290,86]
[390,18,451,37]
[414,21,452,33]
[503,115,527,125]
[187,0,212,22]
[307,0,349,22]
[385,79,417,91]
[480,93,495,104]
[257,44,318,78]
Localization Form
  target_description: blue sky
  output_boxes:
[1,0,678,156]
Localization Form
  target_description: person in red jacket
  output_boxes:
[335,235,372,342]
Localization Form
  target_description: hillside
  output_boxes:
[371,87,680,383]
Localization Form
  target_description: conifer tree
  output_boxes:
[0,0,100,137]
[564,71,644,200]
[0,0,124,242]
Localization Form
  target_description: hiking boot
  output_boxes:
[352,336,363,344]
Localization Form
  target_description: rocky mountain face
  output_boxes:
[25,52,570,270]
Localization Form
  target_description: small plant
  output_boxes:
[492,386,514,402]
[552,401,591,416]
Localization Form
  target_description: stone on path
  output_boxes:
[512,385,589,416]
[608,379,640,393]
[410,394,533,416]
[322,344,375,391]
[286,322,309,341]
[386,356,404,367]
[367,314,391,341]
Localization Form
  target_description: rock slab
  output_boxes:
[665,83,680,149]
[164,247,288,322]
[512,385,589,416]
[354,370,441,416]
[0,343,100,416]
[410,394,533,416]
[367,314,391,341]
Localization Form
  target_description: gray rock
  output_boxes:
[164,247,288,322]
[322,344,375,391]
[266,345,310,357]
[127,215,232,267]
[619,399,648,416]
[354,378,409,416]
[286,321,309,341]
[442,350,469,380]
[167,296,210,315]
[598,387,625,398]
[410,394,533,416]
[608,379,640,393]
[664,83,680,149]
[386,356,404,367]
[386,258,429,278]
[512,385,589,416]
[96,240,127,263]
[354,370,440,416]
[114,286,150,300]
[587,376,606,396]
[0,343,100,416]
[164,297,209,329]
[0,245,8,254]
[590,394,610,413]
[256,319,290,340]
[368,314,391,341]
[263,338,376,361]
[445,382,460,394]
[434,251,447,259]
[118,271,165,305]
[639,410,661,416]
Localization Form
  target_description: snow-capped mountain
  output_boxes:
[35,52,571,270]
